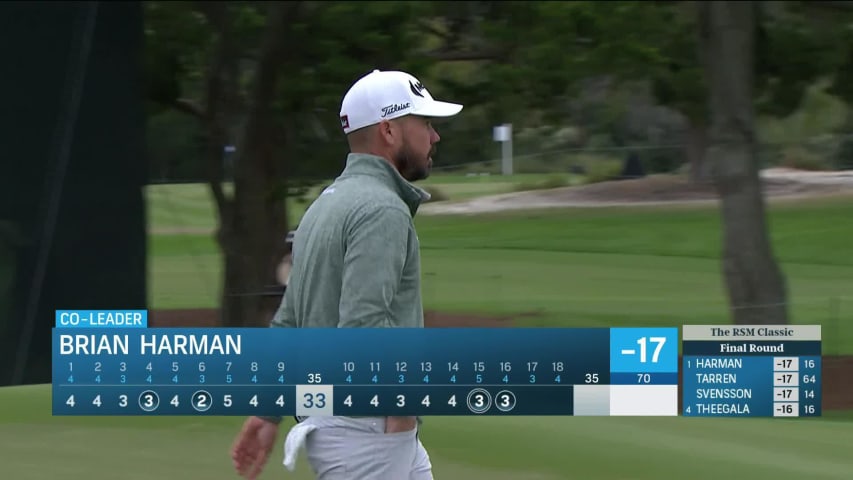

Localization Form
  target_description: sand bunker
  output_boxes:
[420,168,853,215]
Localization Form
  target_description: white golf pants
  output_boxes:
[283,416,433,479]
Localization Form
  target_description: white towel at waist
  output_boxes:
[282,419,318,471]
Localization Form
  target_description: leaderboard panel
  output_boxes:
[682,325,822,417]
[51,310,678,416]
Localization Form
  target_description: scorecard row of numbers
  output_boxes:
[62,392,282,409]
[65,361,286,385]
[67,361,286,373]
[68,361,576,374]
[342,361,572,373]
[319,372,598,385]
[65,361,601,385]
[61,392,499,410]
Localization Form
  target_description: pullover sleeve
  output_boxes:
[338,205,411,328]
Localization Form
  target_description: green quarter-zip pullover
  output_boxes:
[271,153,430,330]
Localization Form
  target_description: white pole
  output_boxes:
[494,123,513,176]
[502,123,513,175]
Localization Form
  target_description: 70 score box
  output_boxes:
[51,310,683,417]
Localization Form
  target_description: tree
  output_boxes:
[144,1,433,326]
[146,2,294,327]
[696,1,853,324]
[419,2,851,177]
[144,1,851,328]
[699,1,789,325]
[420,1,853,326]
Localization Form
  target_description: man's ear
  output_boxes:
[378,119,397,145]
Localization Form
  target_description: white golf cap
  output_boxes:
[339,69,463,134]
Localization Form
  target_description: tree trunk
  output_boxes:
[700,1,788,324]
[219,233,284,328]
[166,4,293,327]
[686,120,710,183]
[217,4,291,328]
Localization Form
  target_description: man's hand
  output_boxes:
[384,416,417,434]
[231,416,279,479]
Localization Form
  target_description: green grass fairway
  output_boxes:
[2,385,852,480]
[145,174,576,233]
[148,194,853,353]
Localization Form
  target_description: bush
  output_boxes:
[836,137,853,170]
[512,174,571,192]
[641,151,682,174]
[584,160,624,184]
[422,186,449,202]
[780,147,829,171]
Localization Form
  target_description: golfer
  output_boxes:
[230,69,463,479]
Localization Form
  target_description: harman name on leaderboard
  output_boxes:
[58,333,242,356]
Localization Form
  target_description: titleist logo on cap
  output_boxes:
[381,102,411,118]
